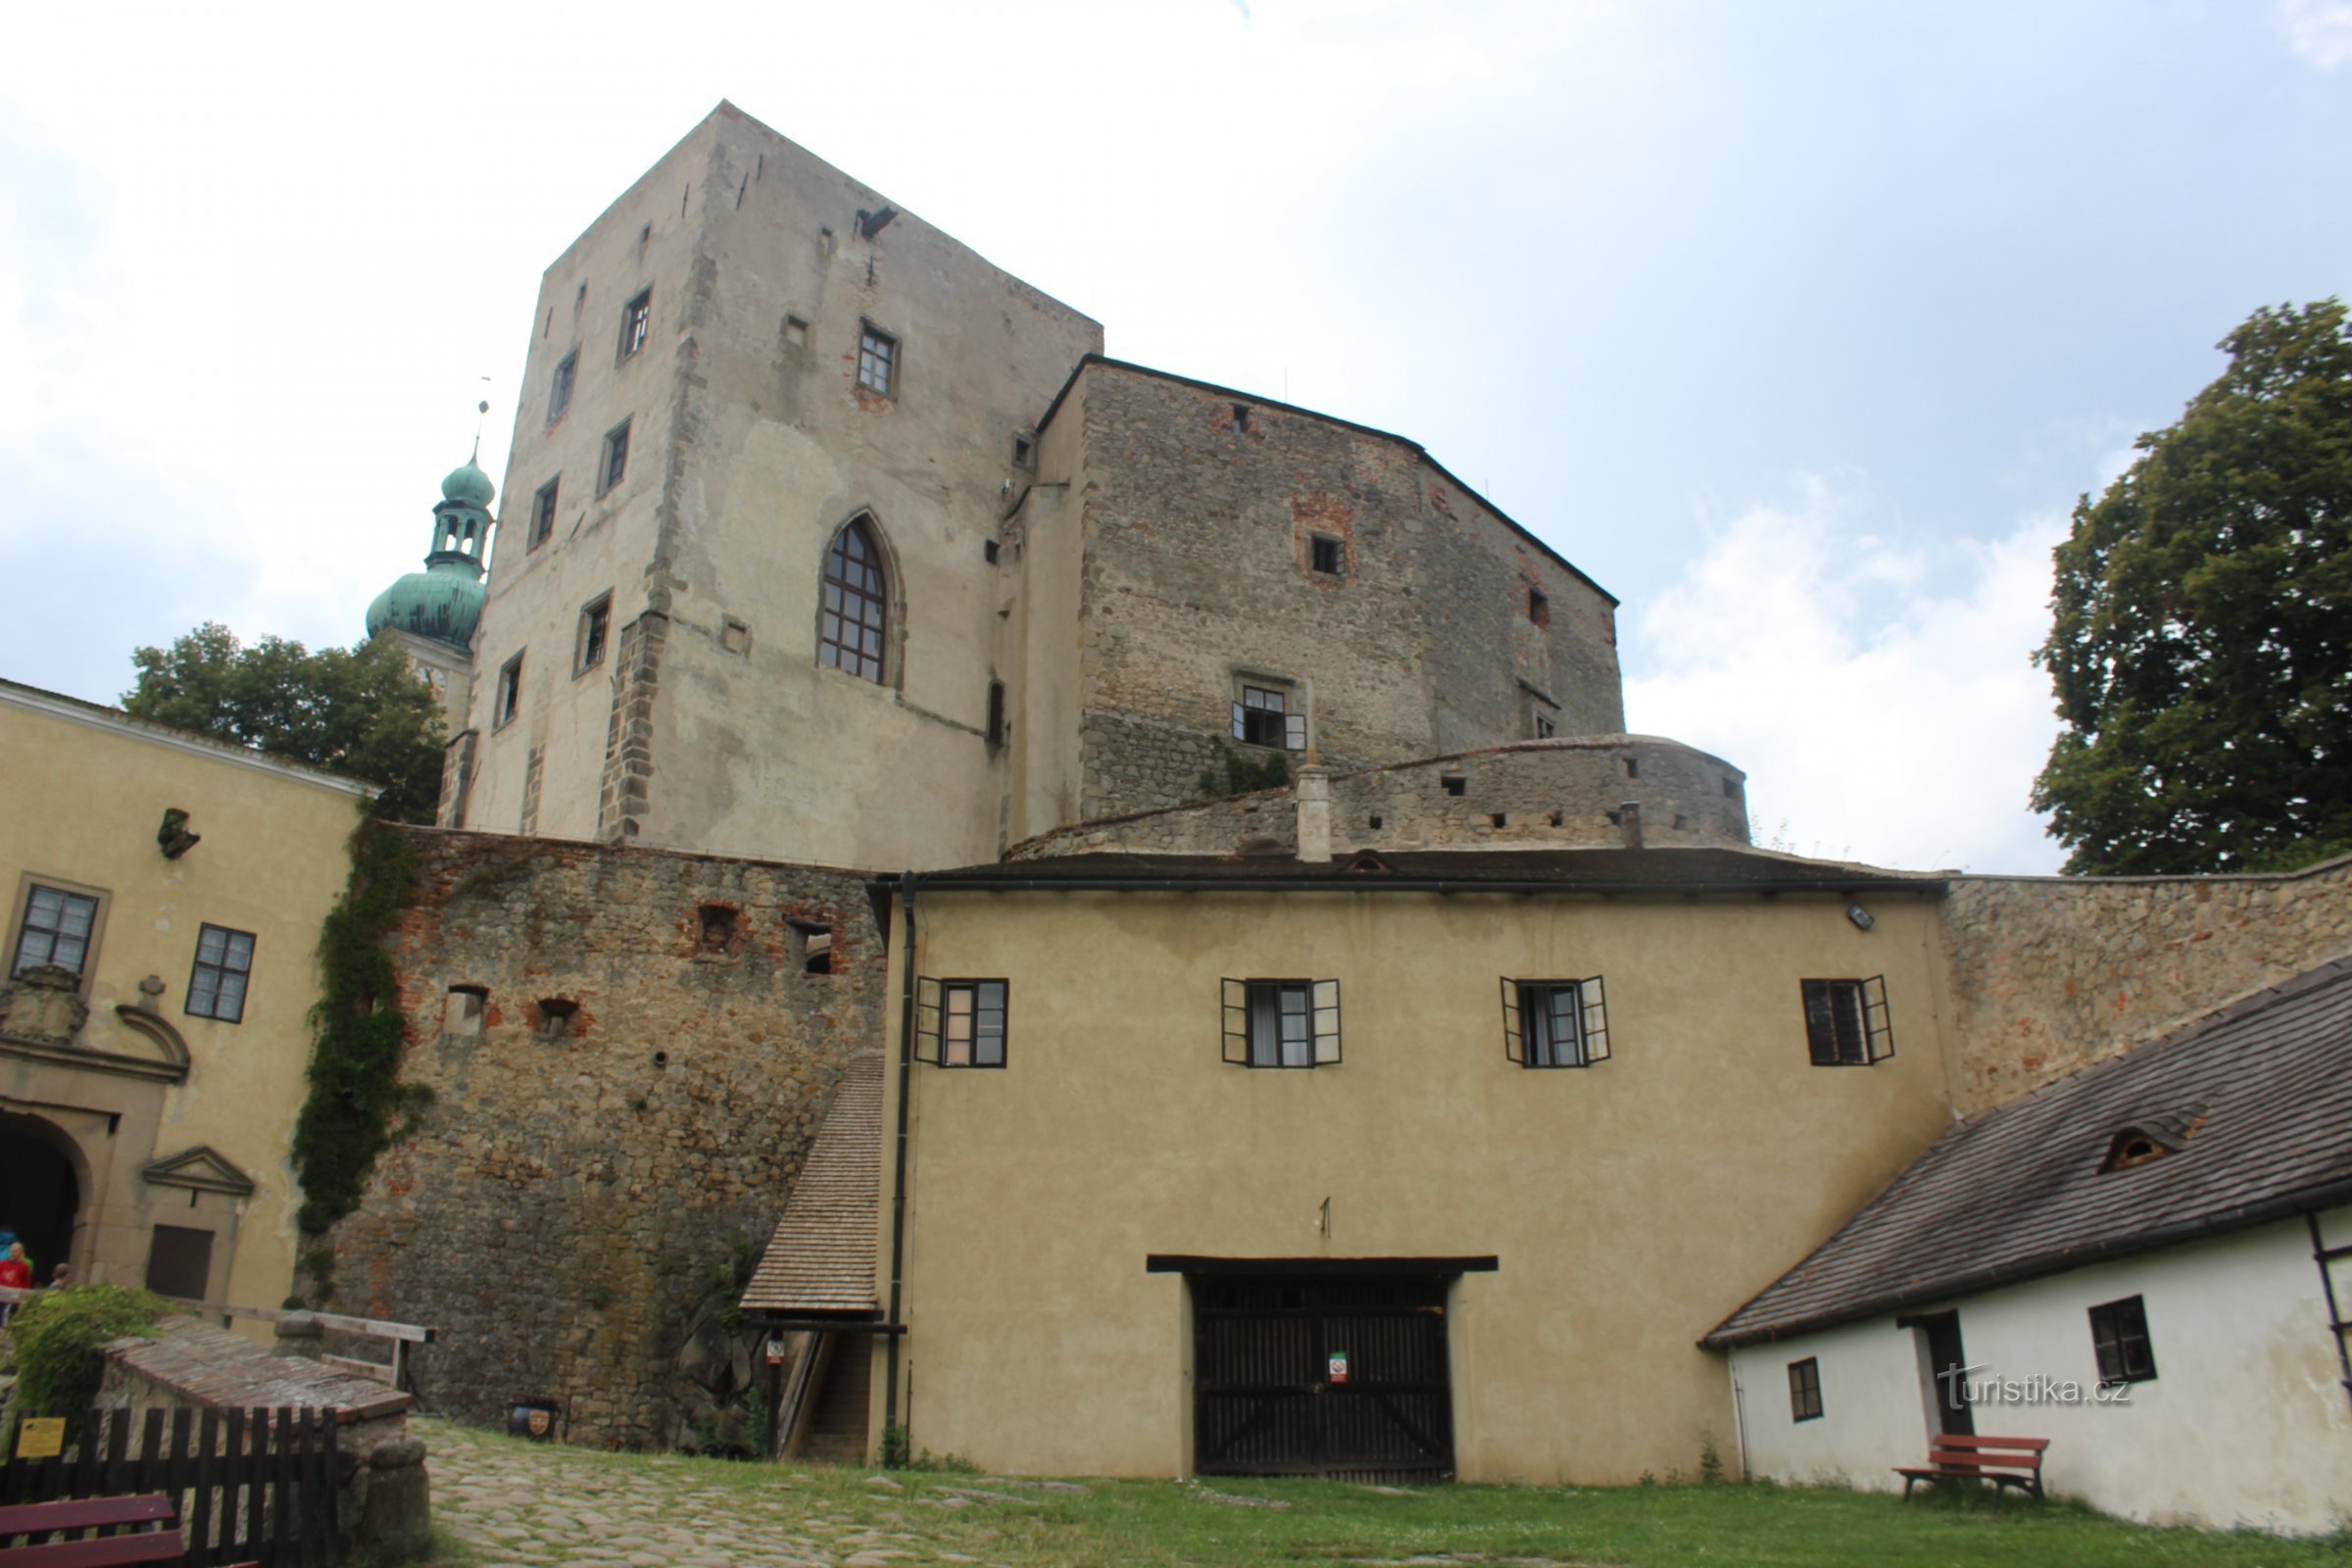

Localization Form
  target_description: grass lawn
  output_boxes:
[419,1418,2349,1568]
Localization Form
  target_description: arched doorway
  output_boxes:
[0,1110,84,1283]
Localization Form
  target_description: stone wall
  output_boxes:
[1938,854,2352,1112]
[321,826,886,1449]
[1058,364,1625,821]
[1013,736,1749,859]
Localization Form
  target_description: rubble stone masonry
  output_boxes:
[1938,854,2352,1112]
[324,827,885,1448]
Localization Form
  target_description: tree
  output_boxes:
[122,623,447,823]
[2032,300,2352,874]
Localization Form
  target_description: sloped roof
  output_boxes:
[740,1052,884,1317]
[914,847,1941,895]
[1704,956,2352,1348]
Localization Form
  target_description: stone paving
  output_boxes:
[424,1417,1020,1568]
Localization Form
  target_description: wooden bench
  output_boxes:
[1895,1434,2049,1502]
[0,1494,184,1567]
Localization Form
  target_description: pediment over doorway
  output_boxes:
[143,1145,256,1198]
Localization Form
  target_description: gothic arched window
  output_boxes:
[819,517,889,682]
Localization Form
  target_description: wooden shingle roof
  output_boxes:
[1704,956,2352,1348]
[740,1052,884,1316]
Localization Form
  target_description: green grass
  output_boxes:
[418,1419,2350,1568]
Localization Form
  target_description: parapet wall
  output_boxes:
[1937,854,2352,1112]
[323,827,887,1449]
[1012,736,1749,859]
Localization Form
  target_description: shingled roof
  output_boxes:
[1704,956,2352,1348]
[740,1052,884,1317]
[913,847,1943,895]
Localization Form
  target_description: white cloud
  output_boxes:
[1624,479,2070,874]
[2281,0,2352,65]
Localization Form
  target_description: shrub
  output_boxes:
[8,1286,171,1432]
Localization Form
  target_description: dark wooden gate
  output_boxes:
[0,1406,338,1566]
[1193,1275,1453,1482]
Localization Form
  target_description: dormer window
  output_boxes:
[2099,1113,2200,1173]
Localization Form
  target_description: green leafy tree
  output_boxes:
[122,623,446,823]
[2032,300,2352,874]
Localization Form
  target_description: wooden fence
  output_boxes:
[0,1407,338,1566]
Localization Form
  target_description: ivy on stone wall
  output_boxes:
[1198,744,1290,801]
[289,820,432,1269]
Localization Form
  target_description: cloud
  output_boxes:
[2280,0,2352,66]
[1623,478,2069,874]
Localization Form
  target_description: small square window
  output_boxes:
[185,923,256,1023]
[1802,977,1893,1065]
[618,289,653,362]
[1309,534,1344,575]
[530,478,560,550]
[12,883,102,980]
[2089,1296,2157,1385]
[1220,979,1342,1068]
[1502,979,1610,1067]
[858,323,898,396]
[1011,433,1036,469]
[495,654,524,729]
[1788,1357,1824,1421]
[548,352,577,424]
[916,978,1008,1067]
[1231,683,1304,752]
[599,418,631,496]
[576,595,612,675]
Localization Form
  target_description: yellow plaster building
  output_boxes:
[0,679,370,1311]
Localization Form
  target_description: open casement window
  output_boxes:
[1231,685,1306,753]
[1500,977,1610,1067]
[912,977,1007,1068]
[1801,976,1892,1065]
[1220,979,1341,1068]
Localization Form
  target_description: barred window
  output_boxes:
[186,924,256,1023]
[819,517,889,683]
[1801,977,1892,1065]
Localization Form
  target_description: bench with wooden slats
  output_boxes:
[1894,1433,2050,1501]
[0,1494,182,1567]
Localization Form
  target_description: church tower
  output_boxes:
[366,456,494,740]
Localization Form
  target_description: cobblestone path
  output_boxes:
[425,1417,1029,1568]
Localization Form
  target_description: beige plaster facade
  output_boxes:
[0,680,370,1315]
[876,875,1954,1481]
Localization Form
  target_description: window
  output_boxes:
[495,654,523,728]
[1788,1357,1824,1421]
[1011,432,1036,469]
[618,289,652,361]
[1500,979,1611,1067]
[2089,1296,2157,1385]
[1801,977,1892,1065]
[1221,979,1341,1068]
[1309,534,1344,575]
[819,517,889,682]
[1232,684,1305,752]
[1528,585,1550,626]
[986,680,1005,747]
[530,478,560,550]
[11,883,100,979]
[548,351,577,423]
[144,1225,215,1301]
[858,323,897,395]
[184,924,255,1023]
[576,594,612,674]
[598,418,631,496]
[914,978,1007,1067]
[1533,712,1557,739]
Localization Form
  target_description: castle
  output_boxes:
[6,100,2336,1530]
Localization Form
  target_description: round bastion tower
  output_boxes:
[365,455,493,739]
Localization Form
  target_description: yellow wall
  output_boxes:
[886,884,1956,1481]
[0,687,368,1312]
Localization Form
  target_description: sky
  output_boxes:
[3,1,2346,875]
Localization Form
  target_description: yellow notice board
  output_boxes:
[15,1417,66,1459]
